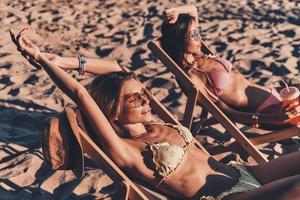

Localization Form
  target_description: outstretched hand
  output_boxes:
[164,8,179,24]
[9,28,27,52]
[9,28,42,69]
[19,35,41,61]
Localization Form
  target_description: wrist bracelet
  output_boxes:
[78,56,86,75]
[252,112,260,128]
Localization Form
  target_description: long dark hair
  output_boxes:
[161,14,194,67]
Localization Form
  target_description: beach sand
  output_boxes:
[1,0,300,199]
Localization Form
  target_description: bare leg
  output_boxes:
[246,151,300,184]
[225,174,300,200]
[278,182,300,200]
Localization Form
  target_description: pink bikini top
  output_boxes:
[186,55,233,96]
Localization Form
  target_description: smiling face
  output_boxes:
[185,20,202,55]
[117,78,153,124]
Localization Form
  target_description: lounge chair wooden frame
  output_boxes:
[64,74,210,200]
[148,39,300,165]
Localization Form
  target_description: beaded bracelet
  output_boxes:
[78,56,87,75]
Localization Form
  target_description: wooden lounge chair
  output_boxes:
[148,39,300,164]
[63,78,210,200]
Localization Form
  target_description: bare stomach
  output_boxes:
[158,145,239,199]
[220,72,276,112]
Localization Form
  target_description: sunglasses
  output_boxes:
[187,27,203,41]
[124,88,153,109]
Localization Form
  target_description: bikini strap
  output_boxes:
[155,177,167,188]
[209,56,232,72]
[165,123,194,144]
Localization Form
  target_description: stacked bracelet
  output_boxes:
[78,56,87,75]
[252,112,260,128]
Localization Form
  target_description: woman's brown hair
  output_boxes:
[88,71,136,122]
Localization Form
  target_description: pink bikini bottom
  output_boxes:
[255,87,282,112]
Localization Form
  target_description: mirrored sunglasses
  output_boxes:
[188,27,203,41]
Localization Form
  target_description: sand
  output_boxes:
[0,0,300,199]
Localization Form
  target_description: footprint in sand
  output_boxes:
[130,48,146,70]
[95,46,113,57]
[213,41,227,52]
[24,74,39,85]
[8,88,20,96]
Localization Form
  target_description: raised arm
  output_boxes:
[20,51,122,75]
[54,55,122,74]
[165,5,198,25]
[9,28,122,75]
[13,32,132,166]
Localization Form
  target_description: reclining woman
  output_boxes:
[160,5,300,129]
[10,29,300,200]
